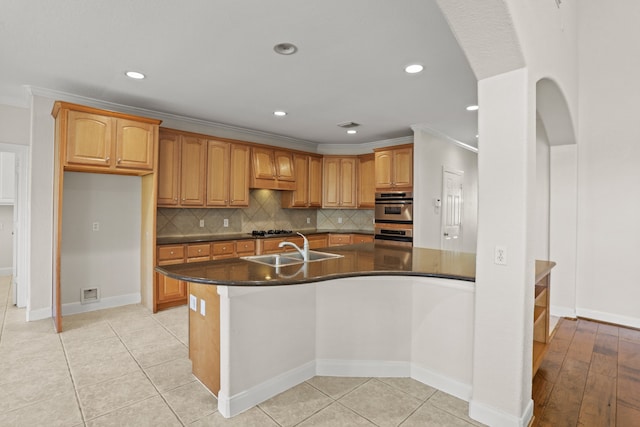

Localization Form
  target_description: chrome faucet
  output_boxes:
[278,232,310,262]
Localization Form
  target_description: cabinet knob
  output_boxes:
[170,251,174,255]
[106,156,110,162]
[198,249,201,253]
[222,246,227,250]
[117,158,122,164]
[174,198,178,201]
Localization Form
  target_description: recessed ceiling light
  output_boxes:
[125,71,145,80]
[347,130,357,134]
[466,105,479,111]
[273,111,287,117]
[273,43,298,55]
[405,64,424,74]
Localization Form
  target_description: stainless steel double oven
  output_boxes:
[374,191,413,247]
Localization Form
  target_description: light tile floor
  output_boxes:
[0,276,484,426]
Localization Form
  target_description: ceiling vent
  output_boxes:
[336,121,360,129]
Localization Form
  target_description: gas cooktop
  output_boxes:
[251,230,293,237]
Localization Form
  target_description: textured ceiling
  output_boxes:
[0,0,478,146]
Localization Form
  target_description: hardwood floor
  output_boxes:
[533,318,640,427]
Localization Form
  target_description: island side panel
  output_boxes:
[189,282,220,395]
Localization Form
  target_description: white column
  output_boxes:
[469,68,536,426]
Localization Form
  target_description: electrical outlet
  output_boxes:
[189,294,197,311]
[199,219,205,228]
[338,217,343,224]
[494,246,507,265]
[92,222,99,231]
[223,218,229,227]
[200,299,206,316]
[306,217,311,224]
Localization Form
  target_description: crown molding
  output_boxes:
[411,124,478,153]
[317,135,413,155]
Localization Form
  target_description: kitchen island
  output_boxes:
[156,243,552,419]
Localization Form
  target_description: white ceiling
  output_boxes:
[0,0,478,146]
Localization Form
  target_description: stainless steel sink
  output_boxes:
[241,254,303,267]
[241,251,343,267]
[285,250,344,262]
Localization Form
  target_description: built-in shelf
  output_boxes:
[533,260,556,377]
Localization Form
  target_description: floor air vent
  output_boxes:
[81,287,100,304]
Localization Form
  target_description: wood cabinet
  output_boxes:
[329,234,352,246]
[250,147,296,190]
[353,234,374,244]
[206,140,250,207]
[189,282,220,396]
[282,154,323,208]
[307,234,329,249]
[374,144,413,190]
[257,236,305,255]
[533,261,555,376]
[156,244,188,309]
[323,156,358,208]
[157,130,206,207]
[52,102,159,175]
[358,153,375,208]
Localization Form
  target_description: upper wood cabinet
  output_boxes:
[374,144,413,190]
[52,101,160,175]
[358,153,375,208]
[157,130,206,207]
[206,140,250,207]
[250,147,296,190]
[282,154,323,208]
[323,156,357,208]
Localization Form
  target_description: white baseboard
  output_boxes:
[218,360,316,418]
[27,306,52,322]
[61,293,141,316]
[576,308,640,330]
[550,305,576,318]
[411,364,472,402]
[0,267,13,275]
[316,359,411,378]
[469,397,533,427]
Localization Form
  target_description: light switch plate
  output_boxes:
[189,294,197,311]
[200,299,206,316]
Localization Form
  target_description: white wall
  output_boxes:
[0,104,30,146]
[535,118,550,260]
[61,172,141,311]
[575,0,640,328]
[0,205,13,272]
[413,127,478,253]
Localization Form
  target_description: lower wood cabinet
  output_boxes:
[189,282,220,396]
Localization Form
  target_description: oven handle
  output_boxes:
[375,219,413,225]
[374,235,413,243]
[374,200,413,205]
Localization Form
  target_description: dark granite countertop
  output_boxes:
[156,243,477,286]
[156,229,374,245]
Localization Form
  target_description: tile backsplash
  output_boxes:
[157,189,374,237]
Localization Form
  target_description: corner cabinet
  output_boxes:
[323,156,357,208]
[53,102,158,175]
[374,144,413,190]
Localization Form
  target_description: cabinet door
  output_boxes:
[228,144,250,207]
[358,154,375,208]
[157,132,181,206]
[289,154,309,207]
[115,119,155,171]
[329,234,352,246]
[156,273,187,303]
[274,150,295,182]
[374,150,393,189]
[180,136,206,206]
[206,140,230,207]
[323,157,341,208]
[393,147,413,189]
[252,147,276,180]
[66,110,113,167]
[339,157,358,208]
[308,156,323,208]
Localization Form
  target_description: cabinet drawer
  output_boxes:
[262,237,304,254]
[187,243,211,259]
[157,245,185,264]
[329,234,352,246]
[235,240,255,255]
[353,234,374,244]
[212,241,235,256]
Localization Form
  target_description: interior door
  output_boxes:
[441,168,464,251]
